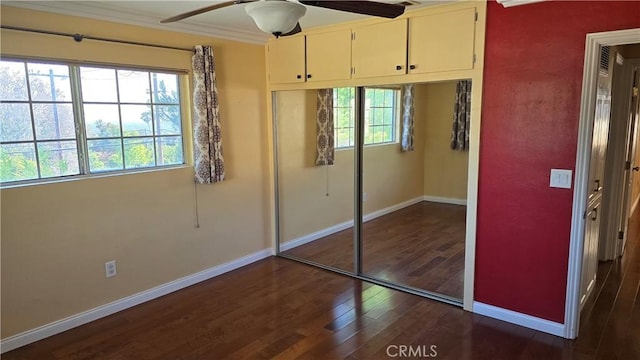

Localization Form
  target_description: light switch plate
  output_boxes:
[550,169,572,189]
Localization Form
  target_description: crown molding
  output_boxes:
[496,0,546,8]
[4,2,270,45]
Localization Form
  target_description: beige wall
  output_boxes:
[276,90,354,242]
[418,82,469,200]
[276,89,425,243]
[1,6,269,338]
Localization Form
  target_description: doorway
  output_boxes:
[566,28,640,339]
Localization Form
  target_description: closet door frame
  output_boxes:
[273,87,464,307]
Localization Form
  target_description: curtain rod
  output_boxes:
[0,25,194,52]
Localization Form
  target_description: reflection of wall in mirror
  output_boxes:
[419,82,469,202]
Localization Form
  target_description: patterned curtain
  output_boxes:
[192,45,225,183]
[315,89,334,166]
[451,80,472,151]
[400,84,415,152]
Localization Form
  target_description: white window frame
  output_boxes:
[0,58,187,187]
[333,87,401,150]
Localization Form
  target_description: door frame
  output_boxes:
[565,28,640,339]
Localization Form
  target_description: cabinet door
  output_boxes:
[268,36,305,84]
[306,29,352,82]
[408,7,476,74]
[352,19,407,79]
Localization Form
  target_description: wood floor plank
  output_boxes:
[284,201,466,299]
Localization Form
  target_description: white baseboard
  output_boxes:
[423,195,467,206]
[0,248,273,353]
[280,220,353,251]
[363,197,425,222]
[280,196,425,251]
[473,302,566,337]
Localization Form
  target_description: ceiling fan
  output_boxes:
[160,0,406,38]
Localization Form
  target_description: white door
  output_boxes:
[580,46,613,309]
[618,67,640,255]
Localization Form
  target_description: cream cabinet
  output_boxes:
[351,19,407,79]
[267,36,306,84]
[408,7,476,74]
[306,29,352,82]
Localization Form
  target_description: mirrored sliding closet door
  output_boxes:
[275,88,355,273]
[275,81,472,304]
[359,82,468,302]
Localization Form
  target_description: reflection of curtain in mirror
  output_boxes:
[401,84,415,152]
[316,89,334,166]
[451,80,472,151]
[192,45,225,183]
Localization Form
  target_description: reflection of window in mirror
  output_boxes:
[332,87,401,149]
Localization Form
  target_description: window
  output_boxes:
[333,87,400,149]
[334,87,356,148]
[0,59,184,184]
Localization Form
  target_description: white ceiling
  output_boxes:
[5,0,444,44]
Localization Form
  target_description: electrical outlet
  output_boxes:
[105,260,117,278]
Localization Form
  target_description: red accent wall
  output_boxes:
[476,1,640,323]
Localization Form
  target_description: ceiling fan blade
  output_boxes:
[160,0,254,23]
[280,22,302,37]
[299,1,405,19]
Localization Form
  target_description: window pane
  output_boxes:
[121,105,152,137]
[0,61,29,101]
[37,140,80,178]
[80,67,118,102]
[383,125,393,142]
[151,73,179,104]
[383,108,393,125]
[384,89,394,107]
[117,70,150,103]
[336,111,351,128]
[0,143,38,182]
[88,139,123,172]
[374,108,385,125]
[336,128,350,148]
[364,128,374,144]
[124,138,155,169]
[32,104,76,140]
[154,105,182,135]
[156,136,183,165]
[0,103,33,141]
[84,104,121,138]
[27,63,72,102]
[372,127,382,143]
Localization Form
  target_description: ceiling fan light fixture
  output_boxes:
[245,1,306,37]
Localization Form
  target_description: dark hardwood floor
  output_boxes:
[283,201,466,299]
[4,208,639,359]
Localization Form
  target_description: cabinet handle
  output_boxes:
[594,179,600,192]
[296,74,302,79]
[409,64,416,70]
[307,74,312,79]
[396,65,403,70]
[633,166,640,171]
[591,208,598,221]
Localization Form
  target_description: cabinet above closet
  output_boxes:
[266,2,483,88]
